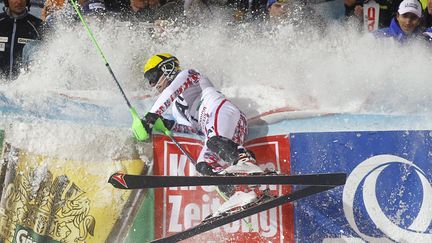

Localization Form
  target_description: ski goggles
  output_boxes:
[144,58,177,87]
[144,68,164,87]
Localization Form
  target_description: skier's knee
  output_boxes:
[206,136,239,163]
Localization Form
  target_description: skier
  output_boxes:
[0,0,42,80]
[137,53,265,214]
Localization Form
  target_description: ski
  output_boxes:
[151,185,336,242]
[108,172,347,189]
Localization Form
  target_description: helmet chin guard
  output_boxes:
[160,58,178,83]
[143,53,180,87]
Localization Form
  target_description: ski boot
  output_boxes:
[207,186,276,220]
[208,150,269,218]
[195,161,236,198]
[211,188,259,218]
[221,148,263,175]
[203,136,272,214]
[195,161,224,176]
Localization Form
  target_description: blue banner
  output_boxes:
[290,130,432,242]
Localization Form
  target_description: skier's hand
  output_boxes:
[142,112,175,134]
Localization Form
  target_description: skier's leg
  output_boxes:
[205,101,255,163]
[195,144,236,197]
[200,100,269,215]
[205,101,262,174]
[195,144,224,175]
[195,99,242,175]
[206,136,242,163]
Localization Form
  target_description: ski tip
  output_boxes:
[335,173,348,185]
[108,172,129,189]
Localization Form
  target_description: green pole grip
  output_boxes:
[153,118,171,136]
[131,108,149,141]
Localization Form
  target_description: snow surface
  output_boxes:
[1,3,432,160]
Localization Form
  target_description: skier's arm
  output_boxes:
[171,123,198,134]
[150,71,197,115]
[141,112,198,135]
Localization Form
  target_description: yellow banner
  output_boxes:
[0,144,146,243]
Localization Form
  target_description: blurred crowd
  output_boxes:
[1,0,432,80]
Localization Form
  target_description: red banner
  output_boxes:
[153,135,293,242]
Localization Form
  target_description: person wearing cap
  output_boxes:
[373,0,424,42]
[0,0,42,80]
[267,0,290,22]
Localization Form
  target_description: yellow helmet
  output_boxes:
[143,53,180,86]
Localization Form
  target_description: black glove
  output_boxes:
[141,112,176,134]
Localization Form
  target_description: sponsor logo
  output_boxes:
[164,153,280,237]
[367,7,376,31]
[343,154,432,242]
[154,135,292,242]
[111,172,128,188]
[0,155,95,243]
[405,3,419,9]
[88,2,105,10]
[0,36,8,42]
[14,228,37,243]
[17,38,34,44]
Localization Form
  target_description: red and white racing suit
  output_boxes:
[149,69,247,166]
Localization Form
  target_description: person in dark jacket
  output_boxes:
[0,0,42,80]
[373,0,423,43]
[422,0,432,27]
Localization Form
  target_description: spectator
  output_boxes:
[267,0,288,22]
[81,0,107,15]
[43,0,68,20]
[266,0,326,32]
[42,0,90,20]
[0,0,42,80]
[373,0,423,42]
[130,0,159,19]
[423,27,432,40]
[127,0,184,22]
[104,0,130,12]
[344,0,401,29]
[422,0,432,27]
[227,0,267,22]
[183,0,213,20]
[43,0,110,30]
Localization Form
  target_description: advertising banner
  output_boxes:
[290,130,432,242]
[0,144,146,243]
[152,134,293,242]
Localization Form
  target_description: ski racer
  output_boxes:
[0,0,42,80]
[373,0,424,43]
[137,53,265,214]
